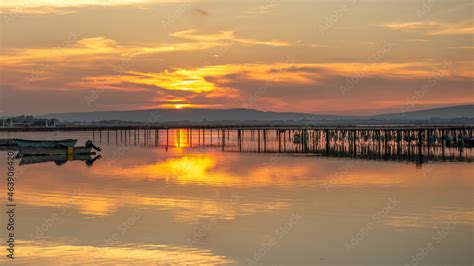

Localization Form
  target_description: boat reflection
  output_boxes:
[18,154,101,166]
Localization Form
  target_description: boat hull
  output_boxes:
[0,139,16,147]
[14,139,78,148]
[19,147,94,156]
[19,154,101,166]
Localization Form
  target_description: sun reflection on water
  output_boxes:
[9,240,234,265]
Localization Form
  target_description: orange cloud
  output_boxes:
[1,30,290,68]
[75,61,472,93]
[383,21,440,30]
[0,36,215,67]
[429,25,474,36]
[72,63,321,98]
[243,3,280,15]
[159,103,210,109]
[1,30,293,90]
[170,29,291,47]
[0,0,191,14]
[383,21,474,36]
[69,61,474,111]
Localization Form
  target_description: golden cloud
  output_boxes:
[383,21,474,36]
[170,29,291,47]
[1,30,290,66]
[75,61,471,93]
[0,36,214,67]
[0,31,292,89]
[67,60,474,110]
[72,63,320,96]
[429,25,474,36]
[383,21,441,30]
[0,0,190,14]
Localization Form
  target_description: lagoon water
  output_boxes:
[0,131,472,265]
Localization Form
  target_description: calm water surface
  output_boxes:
[0,131,472,265]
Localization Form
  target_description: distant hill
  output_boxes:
[369,105,474,120]
[37,105,474,123]
[39,108,350,123]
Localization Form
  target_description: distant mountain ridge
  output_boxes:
[39,109,350,122]
[368,105,474,120]
[38,105,474,123]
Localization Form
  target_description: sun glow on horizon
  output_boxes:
[1,0,473,115]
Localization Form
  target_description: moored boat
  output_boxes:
[19,146,95,156]
[0,139,16,147]
[19,154,102,166]
[17,140,101,156]
[15,139,78,148]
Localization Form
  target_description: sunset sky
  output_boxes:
[0,0,472,115]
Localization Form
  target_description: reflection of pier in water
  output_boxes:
[88,126,473,165]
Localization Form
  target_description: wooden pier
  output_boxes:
[1,125,472,165]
